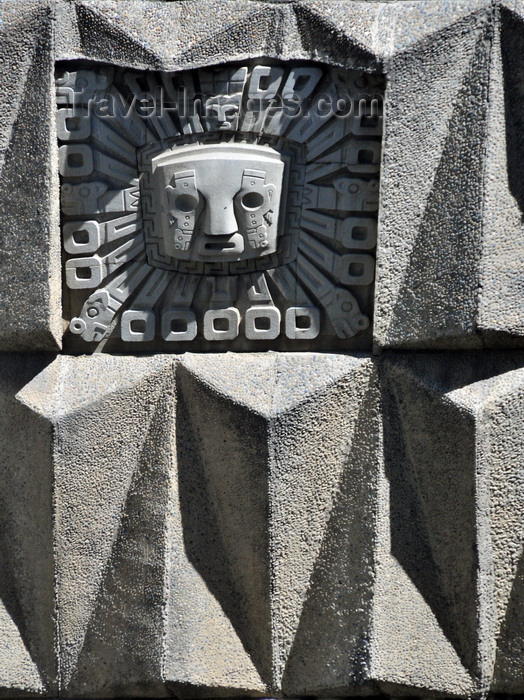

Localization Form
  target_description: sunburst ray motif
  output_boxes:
[57,61,384,352]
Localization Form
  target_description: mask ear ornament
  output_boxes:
[164,169,201,252]
[235,169,277,252]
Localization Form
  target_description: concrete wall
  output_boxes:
[2,0,524,697]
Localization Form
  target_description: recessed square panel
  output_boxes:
[57,61,384,352]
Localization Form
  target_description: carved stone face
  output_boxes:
[151,143,285,262]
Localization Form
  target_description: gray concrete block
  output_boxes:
[170,353,377,695]
[374,5,493,349]
[478,363,524,693]
[378,354,485,694]
[279,359,379,695]
[0,355,57,695]
[18,354,175,696]
[373,2,524,348]
[0,0,61,350]
[478,3,524,343]
[297,0,491,63]
[378,352,524,696]
[56,0,299,70]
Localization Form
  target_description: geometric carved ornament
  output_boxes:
[57,61,384,351]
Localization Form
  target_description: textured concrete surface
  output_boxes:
[172,353,377,696]
[1,0,524,698]
[0,0,61,350]
[1,353,524,696]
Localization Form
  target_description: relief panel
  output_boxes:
[57,61,384,351]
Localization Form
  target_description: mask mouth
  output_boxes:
[197,233,244,258]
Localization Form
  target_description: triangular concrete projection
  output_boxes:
[175,354,372,691]
[19,355,175,688]
[74,0,284,70]
[282,375,379,695]
[0,356,56,689]
[165,418,266,693]
[375,14,492,347]
[269,359,374,685]
[300,0,491,60]
[479,8,524,338]
[66,387,175,697]
[381,357,480,676]
[371,555,474,696]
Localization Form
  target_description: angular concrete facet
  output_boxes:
[0,1,61,350]
[3,350,524,695]
[171,354,378,695]
[2,1,524,698]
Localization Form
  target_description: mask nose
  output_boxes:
[203,198,238,236]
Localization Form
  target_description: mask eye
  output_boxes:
[175,194,199,212]
[241,191,264,209]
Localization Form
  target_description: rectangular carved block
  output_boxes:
[57,61,384,353]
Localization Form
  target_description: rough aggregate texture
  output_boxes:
[3,352,524,696]
[2,0,524,698]
[0,0,61,350]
